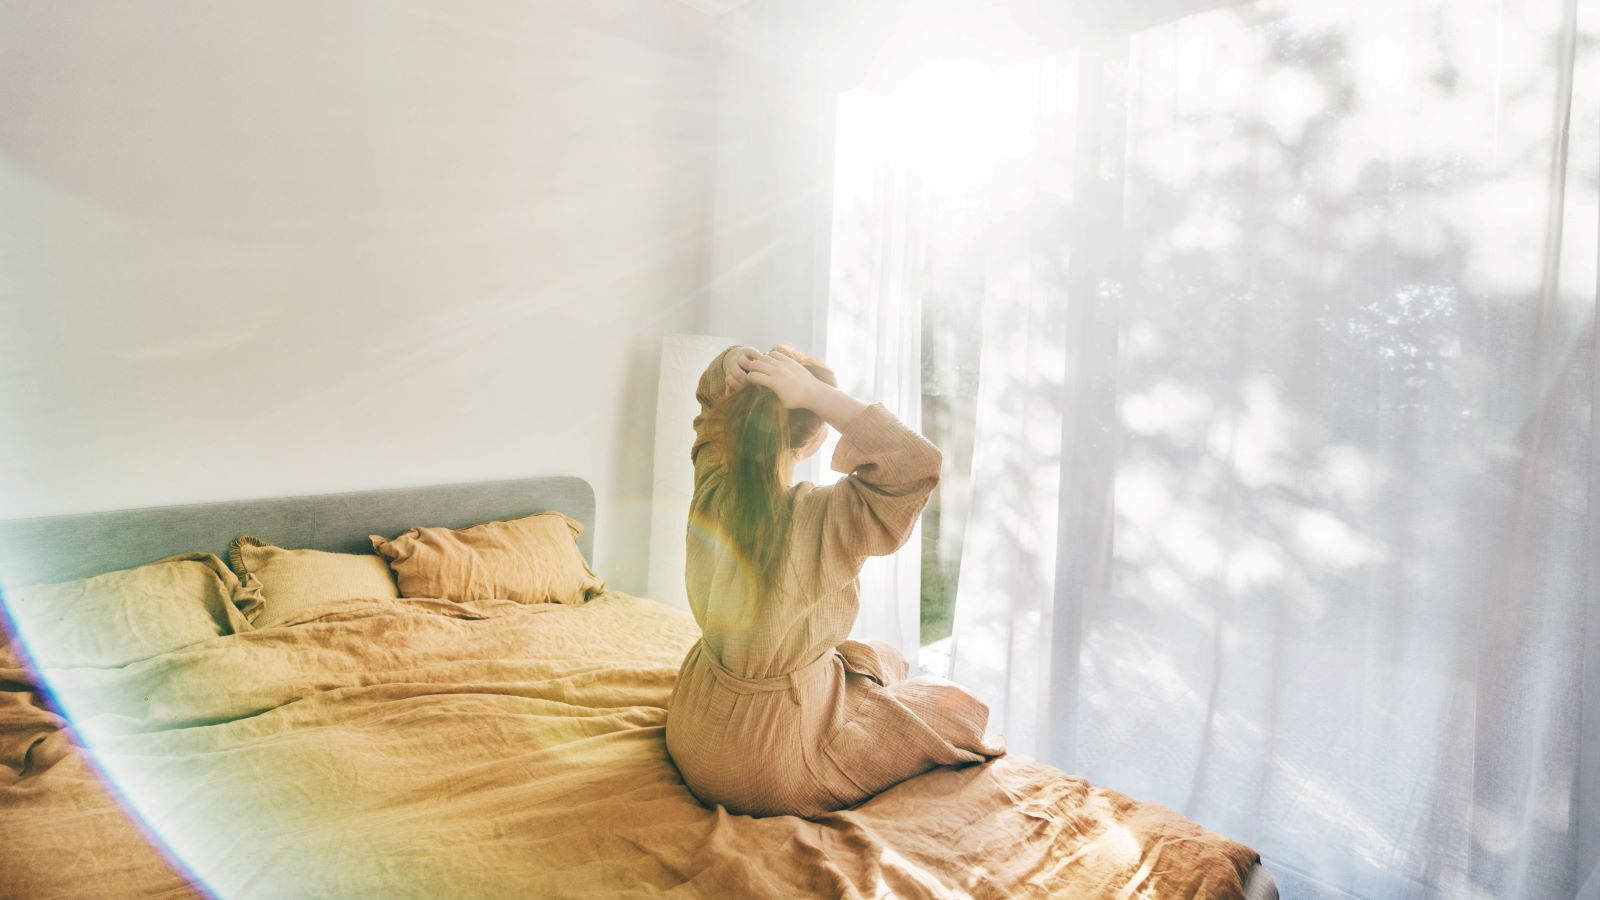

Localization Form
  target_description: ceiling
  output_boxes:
[670,0,756,16]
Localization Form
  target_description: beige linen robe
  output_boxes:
[665,347,1005,818]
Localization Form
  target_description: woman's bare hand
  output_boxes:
[769,344,824,368]
[723,346,761,393]
[745,351,821,409]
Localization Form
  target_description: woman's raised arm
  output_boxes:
[744,350,868,432]
[745,349,940,580]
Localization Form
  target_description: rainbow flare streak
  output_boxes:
[0,580,220,898]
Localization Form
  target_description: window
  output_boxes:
[826,60,1043,659]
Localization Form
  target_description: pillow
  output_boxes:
[2,552,256,667]
[369,512,604,605]
[227,536,399,628]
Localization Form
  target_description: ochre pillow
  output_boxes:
[369,512,604,605]
[4,552,256,667]
[227,537,399,628]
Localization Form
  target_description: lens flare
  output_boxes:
[685,505,762,605]
[0,582,219,897]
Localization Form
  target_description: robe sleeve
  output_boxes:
[816,403,942,573]
[691,345,742,487]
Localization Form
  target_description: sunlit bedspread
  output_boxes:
[0,592,1258,898]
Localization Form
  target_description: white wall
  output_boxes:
[704,7,836,352]
[0,1,718,594]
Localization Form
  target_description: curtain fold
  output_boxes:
[824,0,1600,896]
[821,88,927,662]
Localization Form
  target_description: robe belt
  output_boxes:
[694,639,837,706]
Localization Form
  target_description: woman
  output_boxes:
[664,343,1004,818]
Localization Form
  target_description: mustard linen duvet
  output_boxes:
[1,592,1258,898]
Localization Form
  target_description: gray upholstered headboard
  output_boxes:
[0,476,596,588]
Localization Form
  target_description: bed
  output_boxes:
[0,476,1278,899]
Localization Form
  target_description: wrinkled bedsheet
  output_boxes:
[1,592,1258,898]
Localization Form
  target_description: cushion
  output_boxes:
[2,553,256,667]
[369,512,604,605]
[227,537,399,628]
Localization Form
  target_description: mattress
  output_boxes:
[1,590,1266,898]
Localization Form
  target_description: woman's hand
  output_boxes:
[769,343,824,368]
[723,346,761,394]
[744,351,822,410]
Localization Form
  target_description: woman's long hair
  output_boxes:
[712,362,837,594]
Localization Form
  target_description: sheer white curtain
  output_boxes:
[819,89,930,663]
[826,1,1600,897]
